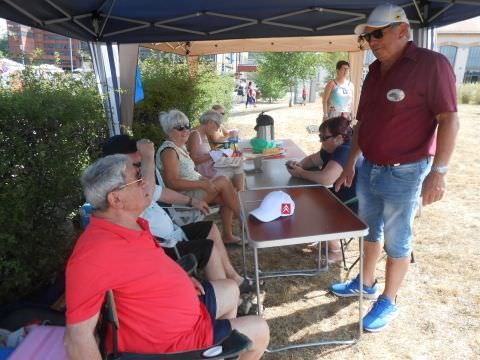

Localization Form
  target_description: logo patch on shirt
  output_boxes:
[386,89,405,102]
[281,203,291,215]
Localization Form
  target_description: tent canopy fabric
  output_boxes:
[1,1,480,43]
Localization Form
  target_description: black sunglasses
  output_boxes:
[173,124,191,131]
[360,24,394,42]
[319,134,335,142]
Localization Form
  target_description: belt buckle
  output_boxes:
[392,163,401,167]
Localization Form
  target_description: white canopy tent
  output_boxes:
[110,34,366,132]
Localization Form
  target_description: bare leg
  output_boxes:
[383,256,410,301]
[204,245,228,281]
[209,280,269,359]
[233,173,245,191]
[219,206,240,243]
[230,316,270,360]
[363,241,382,287]
[210,279,239,319]
[208,224,243,284]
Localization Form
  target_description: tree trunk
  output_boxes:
[289,86,293,107]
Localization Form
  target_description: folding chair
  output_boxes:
[99,291,252,360]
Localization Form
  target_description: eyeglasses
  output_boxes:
[116,177,143,191]
[319,134,334,142]
[359,24,394,43]
[173,124,191,131]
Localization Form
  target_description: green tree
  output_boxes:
[319,52,349,81]
[133,58,234,145]
[0,34,8,58]
[256,52,322,106]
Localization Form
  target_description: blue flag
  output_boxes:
[135,65,144,103]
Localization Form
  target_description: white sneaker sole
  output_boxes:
[331,289,379,300]
[363,309,399,332]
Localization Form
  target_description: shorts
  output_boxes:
[199,281,232,344]
[163,221,214,269]
[357,158,431,258]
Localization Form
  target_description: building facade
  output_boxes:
[437,17,480,83]
[6,20,86,70]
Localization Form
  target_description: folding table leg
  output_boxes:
[253,248,262,316]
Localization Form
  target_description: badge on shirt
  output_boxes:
[386,89,405,102]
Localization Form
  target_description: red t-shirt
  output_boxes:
[357,41,457,165]
[66,216,213,353]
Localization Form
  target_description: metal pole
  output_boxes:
[69,37,73,70]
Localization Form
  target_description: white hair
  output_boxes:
[80,154,128,210]
[199,110,224,126]
[158,109,189,134]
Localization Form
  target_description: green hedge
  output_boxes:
[0,68,107,305]
[133,58,234,145]
[457,83,480,105]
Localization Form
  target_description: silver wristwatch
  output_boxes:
[431,165,448,174]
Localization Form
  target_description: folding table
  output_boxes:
[239,186,369,352]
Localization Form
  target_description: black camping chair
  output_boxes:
[98,290,252,360]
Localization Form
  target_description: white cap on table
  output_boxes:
[250,190,295,222]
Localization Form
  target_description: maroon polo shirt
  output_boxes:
[357,41,457,165]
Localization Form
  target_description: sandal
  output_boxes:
[237,298,259,316]
[239,278,255,294]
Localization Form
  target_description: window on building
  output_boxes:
[439,45,457,67]
[464,46,480,83]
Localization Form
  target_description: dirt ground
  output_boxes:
[223,100,480,359]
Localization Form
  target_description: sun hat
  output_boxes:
[250,191,295,222]
[354,3,409,35]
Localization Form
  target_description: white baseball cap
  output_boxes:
[250,191,295,222]
[354,3,409,35]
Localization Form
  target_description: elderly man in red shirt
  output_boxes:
[331,4,459,332]
[64,140,269,359]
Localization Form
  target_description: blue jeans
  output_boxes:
[357,158,431,258]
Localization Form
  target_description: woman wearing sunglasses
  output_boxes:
[322,60,355,121]
[156,109,242,245]
[187,110,244,191]
[286,116,360,262]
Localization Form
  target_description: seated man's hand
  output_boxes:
[191,276,205,295]
[191,198,210,215]
[136,139,155,159]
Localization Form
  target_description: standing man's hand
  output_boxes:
[335,166,355,192]
[421,172,446,205]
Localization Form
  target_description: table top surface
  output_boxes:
[241,138,306,160]
[244,158,318,190]
[240,187,368,248]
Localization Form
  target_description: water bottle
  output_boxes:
[79,203,93,229]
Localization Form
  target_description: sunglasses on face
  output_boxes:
[319,134,335,142]
[173,124,191,131]
[360,24,394,42]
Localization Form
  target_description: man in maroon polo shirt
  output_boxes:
[331,3,459,332]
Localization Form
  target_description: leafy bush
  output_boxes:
[457,83,480,104]
[133,58,234,145]
[0,68,107,305]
